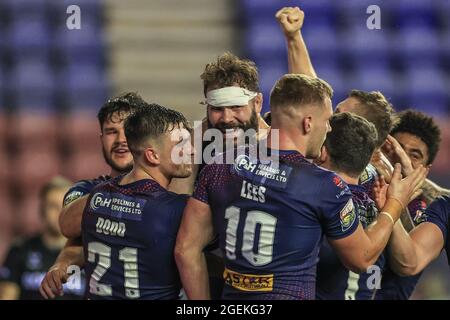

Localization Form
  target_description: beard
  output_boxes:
[102,145,133,174]
[208,107,259,133]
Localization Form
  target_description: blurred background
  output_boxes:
[0,0,448,299]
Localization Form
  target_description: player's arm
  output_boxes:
[421,179,450,205]
[39,237,84,299]
[174,198,215,300]
[329,164,427,273]
[276,6,317,77]
[391,195,447,276]
[59,195,88,238]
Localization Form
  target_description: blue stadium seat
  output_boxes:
[61,64,109,110]
[0,64,4,109]
[389,0,437,28]
[302,24,339,62]
[246,22,285,57]
[403,66,449,115]
[393,25,440,67]
[298,0,337,27]
[342,26,390,66]
[315,63,347,105]
[2,0,48,20]
[242,0,283,12]
[8,59,55,112]
[6,18,51,57]
[350,66,398,104]
[55,22,105,64]
[255,60,286,112]
[56,0,103,17]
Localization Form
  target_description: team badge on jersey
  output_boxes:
[340,199,357,232]
[64,190,84,207]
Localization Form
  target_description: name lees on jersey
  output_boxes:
[89,192,147,221]
[241,181,266,203]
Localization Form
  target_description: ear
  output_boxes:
[253,93,263,114]
[302,116,312,134]
[144,147,160,166]
[319,145,328,164]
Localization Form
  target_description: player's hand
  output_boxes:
[383,135,414,177]
[39,264,69,299]
[371,150,394,183]
[371,175,388,210]
[275,7,304,39]
[387,163,428,208]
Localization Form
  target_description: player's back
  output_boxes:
[194,149,358,299]
[82,176,187,299]
[316,184,385,300]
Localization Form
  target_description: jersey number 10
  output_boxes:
[224,206,277,266]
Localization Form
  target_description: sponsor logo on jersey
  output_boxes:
[223,268,273,292]
[340,199,357,232]
[234,155,257,173]
[89,192,146,221]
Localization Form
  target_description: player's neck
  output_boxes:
[121,166,170,189]
[335,171,359,185]
[267,128,307,156]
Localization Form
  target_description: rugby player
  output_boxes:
[174,74,427,299]
[40,93,144,298]
[81,104,193,299]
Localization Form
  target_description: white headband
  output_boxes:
[205,87,258,107]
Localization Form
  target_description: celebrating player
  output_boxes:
[82,103,193,299]
[174,74,427,299]
[40,93,145,299]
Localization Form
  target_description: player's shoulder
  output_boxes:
[427,195,450,219]
[156,191,189,210]
[298,161,349,190]
[64,175,111,206]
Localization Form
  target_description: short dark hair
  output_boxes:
[124,103,190,156]
[97,92,146,131]
[391,109,441,165]
[201,52,260,95]
[325,112,378,178]
[348,90,394,148]
[270,74,333,110]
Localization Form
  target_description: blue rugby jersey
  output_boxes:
[193,148,359,300]
[375,198,428,300]
[82,176,188,299]
[316,184,385,300]
[425,196,450,266]
[63,175,111,207]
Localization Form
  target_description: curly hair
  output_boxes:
[391,109,441,165]
[97,92,147,130]
[200,52,260,95]
[349,90,395,148]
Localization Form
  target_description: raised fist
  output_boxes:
[275,6,304,38]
